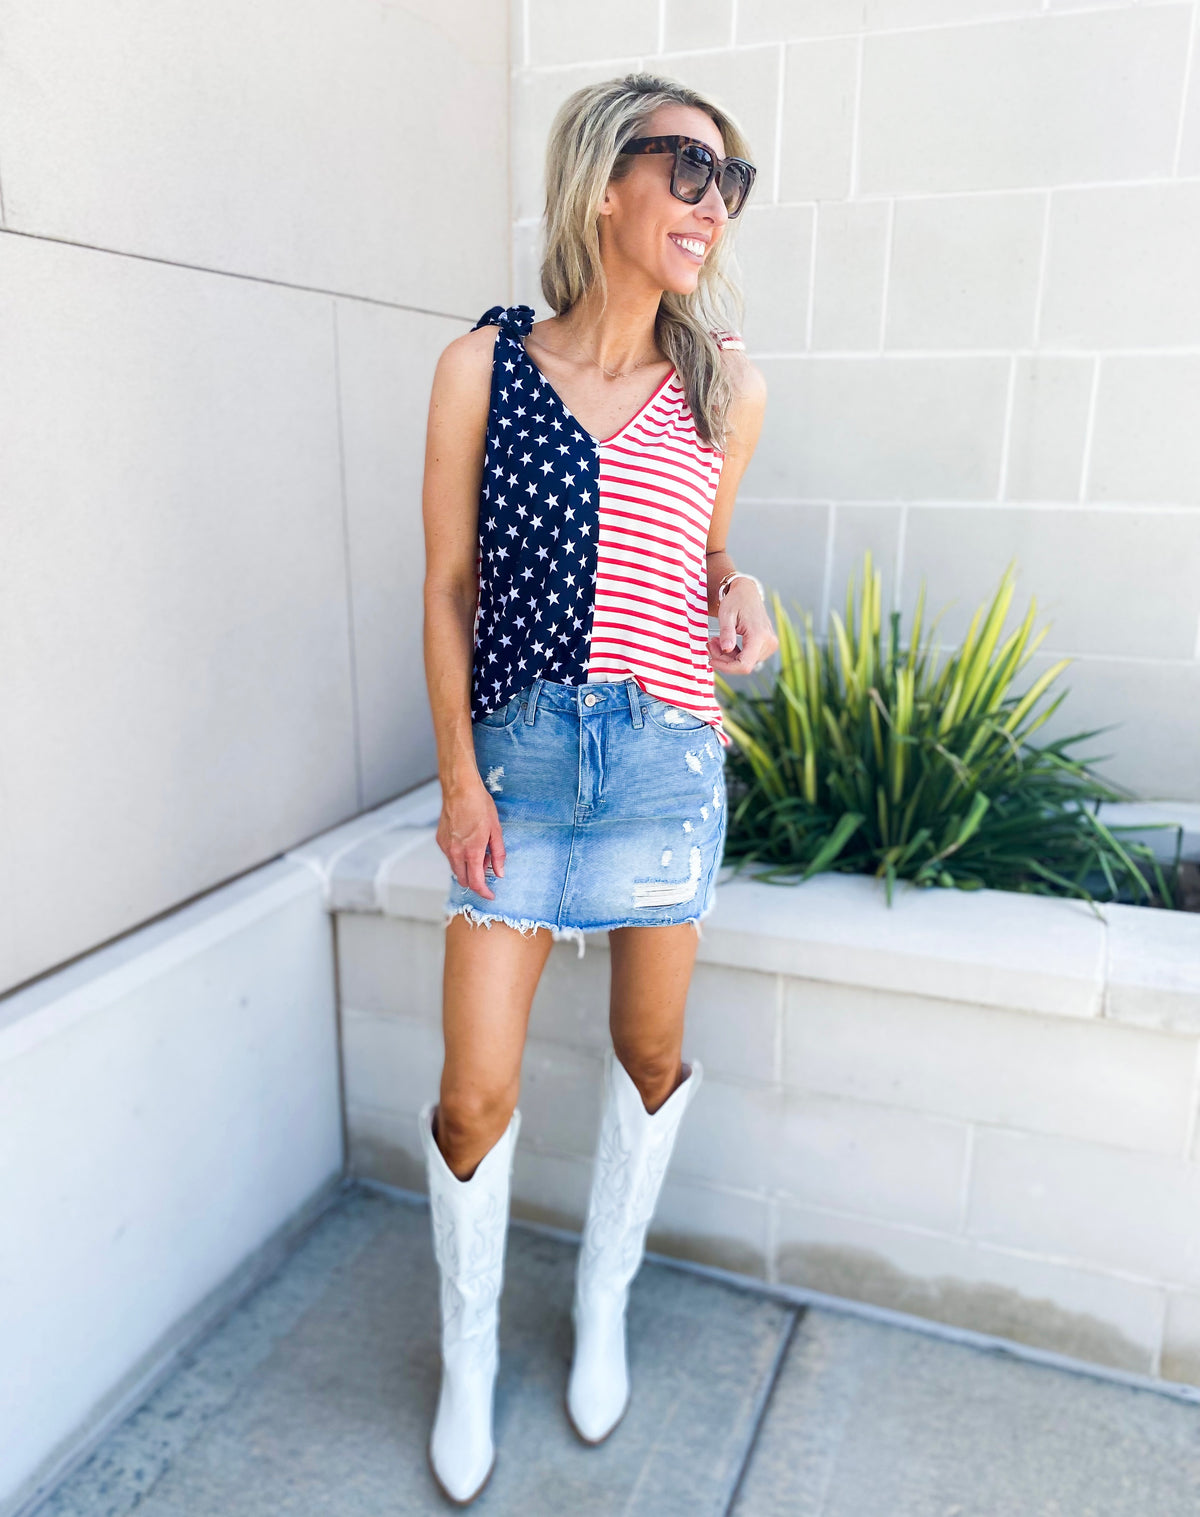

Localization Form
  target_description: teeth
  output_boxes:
[671,235,706,257]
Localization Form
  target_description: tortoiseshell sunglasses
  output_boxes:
[618,135,757,217]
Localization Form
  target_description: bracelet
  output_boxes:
[717,570,764,604]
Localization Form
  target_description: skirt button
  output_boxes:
[583,692,598,706]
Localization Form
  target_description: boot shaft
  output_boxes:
[577,1053,703,1300]
[420,1104,521,1344]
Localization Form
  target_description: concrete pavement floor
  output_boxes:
[34,1183,1200,1516]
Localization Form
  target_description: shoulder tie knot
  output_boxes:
[472,303,536,336]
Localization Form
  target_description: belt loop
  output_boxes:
[525,677,543,725]
[626,677,643,729]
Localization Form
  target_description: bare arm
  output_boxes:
[704,354,778,675]
[421,324,506,898]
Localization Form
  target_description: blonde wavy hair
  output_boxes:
[541,73,751,452]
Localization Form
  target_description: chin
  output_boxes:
[660,269,703,298]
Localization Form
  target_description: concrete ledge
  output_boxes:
[286,779,442,913]
[1105,904,1200,1033]
[300,783,1200,1031]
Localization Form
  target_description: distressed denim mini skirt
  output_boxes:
[443,676,729,958]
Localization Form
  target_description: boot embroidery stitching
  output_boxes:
[576,1071,693,1298]
[431,1191,506,1361]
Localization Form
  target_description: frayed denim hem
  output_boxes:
[444,902,589,959]
[444,893,721,958]
[690,891,722,942]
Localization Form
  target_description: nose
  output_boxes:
[696,175,730,228]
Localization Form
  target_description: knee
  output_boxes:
[612,1044,683,1115]
[435,1079,519,1174]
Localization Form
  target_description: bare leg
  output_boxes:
[607,922,701,1111]
[436,913,556,1178]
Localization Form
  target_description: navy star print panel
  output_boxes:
[469,304,745,748]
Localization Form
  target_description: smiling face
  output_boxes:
[597,103,733,298]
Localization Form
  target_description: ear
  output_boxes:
[598,170,625,218]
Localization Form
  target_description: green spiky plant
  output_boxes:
[714,552,1183,911]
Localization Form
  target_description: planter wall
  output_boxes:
[304,786,1200,1393]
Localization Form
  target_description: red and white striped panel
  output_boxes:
[584,366,732,747]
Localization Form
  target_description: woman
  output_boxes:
[417,72,777,1505]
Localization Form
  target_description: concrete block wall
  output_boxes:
[0,0,507,993]
[307,790,1200,1393]
[331,817,1200,1391]
[510,0,1200,805]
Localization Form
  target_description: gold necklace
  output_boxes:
[539,327,662,380]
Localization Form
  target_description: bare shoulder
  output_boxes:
[428,323,500,422]
[435,323,500,385]
[722,351,770,445]
[721,346,767,428]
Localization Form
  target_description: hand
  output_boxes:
[437,780,506,900]
[707,582,779,676]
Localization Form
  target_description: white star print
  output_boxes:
[468,307,607,718]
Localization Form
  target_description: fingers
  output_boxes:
[469,853,497,899]
[440,806,505,902]
[740,633,779,666]
[456,839,497,899]
[488,822,506,880]
[707,628,780,676]
[716,592,779,654]
[708,635,748,672]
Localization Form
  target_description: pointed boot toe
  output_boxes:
[427,1434,495,1507]
[428,1350,498,1503]
[428,1438,495,1507]
[566,1291,629,1442]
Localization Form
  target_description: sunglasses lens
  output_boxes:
[674,143,714,203]
[719,162,754,216]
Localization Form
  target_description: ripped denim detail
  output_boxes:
[631,844,703,909]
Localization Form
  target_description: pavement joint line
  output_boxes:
[358,1176,1200,1410]
[717,1305,803,1517]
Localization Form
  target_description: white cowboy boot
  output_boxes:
[566,1049,704,1444]
[419,1101,521,1506]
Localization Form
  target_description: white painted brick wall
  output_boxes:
[511,0,1200,801]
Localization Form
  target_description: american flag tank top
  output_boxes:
[468,303,743,749]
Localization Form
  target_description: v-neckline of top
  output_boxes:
[516,336,677,448]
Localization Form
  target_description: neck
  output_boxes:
[558,279,664,375]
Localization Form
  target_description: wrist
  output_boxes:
[441,771,485,801]
[717,570,764,605]
[439,733,483,796]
